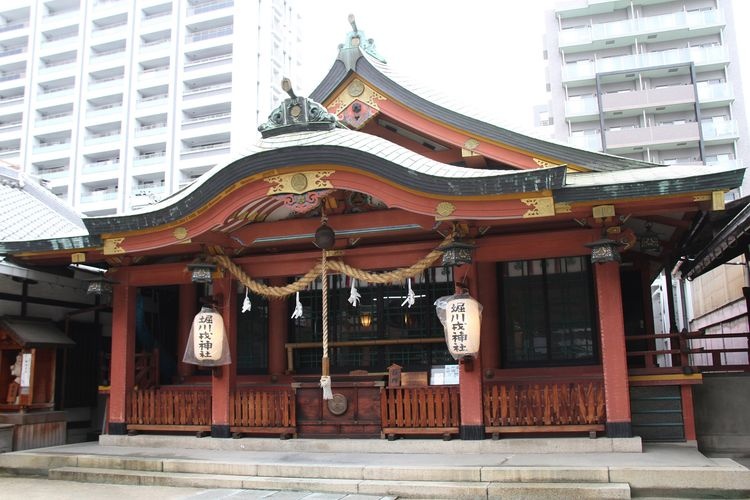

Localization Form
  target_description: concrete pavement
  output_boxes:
[0,436,748,499]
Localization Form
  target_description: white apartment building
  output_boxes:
[544,0,749,194]
[0,0,302,215]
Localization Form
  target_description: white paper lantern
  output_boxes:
[192,308,225,361]
[438,294,482,360]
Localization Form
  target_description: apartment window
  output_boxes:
[500,257,598,367]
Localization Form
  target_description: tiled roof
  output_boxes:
[310,42,662,172]
[0,166,87,245]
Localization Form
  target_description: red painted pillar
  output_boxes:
[681,385,697,441]
[177,284,197,380]
[108,283,136,435]
[211,277,236,438]
[268,277,288,379]
[594,261,632,437]
[457,263,485,440]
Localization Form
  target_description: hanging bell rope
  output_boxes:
[320,249,333,399]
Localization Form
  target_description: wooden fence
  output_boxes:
[127,387,211,432]
[380,386,460,438]
[483,381,605,435]
[229,389,296,437]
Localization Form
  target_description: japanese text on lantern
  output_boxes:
[196,312,214,358]
[450,301,468,353]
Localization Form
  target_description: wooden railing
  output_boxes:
[483,381,605,435]
[380,386,460,438]
[626,331,750,375]
[229,389,296,437]
[127,387,211,432]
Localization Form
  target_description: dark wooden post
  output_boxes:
[268,277,288,378]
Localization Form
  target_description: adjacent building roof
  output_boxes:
[0,316,75,348]
[0,166,93,254]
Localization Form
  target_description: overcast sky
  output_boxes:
[297,0,750,131]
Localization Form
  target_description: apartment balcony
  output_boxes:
[141,10,172,30]
[133,150,166,167]
[184,53,232,73]
[37,86,75,103]
[39,35,78,55]
[139,38,171,56]
[138,66,170,84]
[38,60,77,78]
[180,141,230,159]
[0,94,23,112]
[185,25,233,44]
[37,167,70,187]
[40,10,79,30]
[0,120,21,137]
[697,82,734,108]
[187,0,234,17]
[604,122,700,152]
[565,96,599,121]
[32,139,71,154]
[84,131,121,146]
[0,23,29,45]
[91,21,128,41]
[0,147,20,160]
[89,48,127,69]
[83,158,120,175]
[134,122,168,138]
[86,103,123,119]
[562,46,729,86]
[181,112,231,130]
[131,183,165,200]
[559,9,725,53]
[88,76,125,97]
[601,85,696,113]
[35,112,74,129]
[702,119,739,144]
[0,71,25,87]
[182,82,232,103]
[568,133,602,151]
[0,46,27,66]
[80,189,118,205]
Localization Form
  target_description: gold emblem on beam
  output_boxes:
[554,202,572,213]
[712,191,725,211]
[521,197,555,218]
[173,227,188,240]
[103,238,125,255]
[435,201,456,219]
[265,171,334,195]
[329,80,385,115]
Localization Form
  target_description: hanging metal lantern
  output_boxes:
[314,221,336,250]
[441,240,474,267]
[187,258,217,283]
[584,237,625,264]
[639,223,661,254]
[86,277,114,296]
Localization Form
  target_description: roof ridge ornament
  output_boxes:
[337,14,386,69]
[258,78,339,138]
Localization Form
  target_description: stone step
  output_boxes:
[1,452,615,483]
[48,466,632,499]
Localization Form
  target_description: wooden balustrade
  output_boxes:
[127,387,211,432]
[380,386,459,439]
[134,348,159,389]
[626,331,750,375]
[229,389,296,437]
[483,381,605,436]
